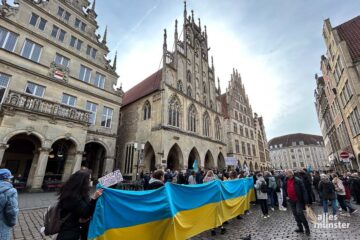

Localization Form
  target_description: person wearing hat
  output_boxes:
[0,168,19,240]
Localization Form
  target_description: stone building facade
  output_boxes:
[0,0,123,190]
[218,69,269,171]
[314,16,360,170]
[117,4,228,179]
[269,134,328,170]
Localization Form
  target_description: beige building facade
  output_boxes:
[117,4,228,179]
[0,0,123,190]
[219,70,269,171]
[314,16,360,170]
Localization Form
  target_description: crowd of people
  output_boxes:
[1,166,360,239]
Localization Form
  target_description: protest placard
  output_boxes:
[98,170,123,187]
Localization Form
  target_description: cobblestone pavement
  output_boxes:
[12,202,360,240]
[18,192,57,210]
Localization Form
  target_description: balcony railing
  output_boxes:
[2,90,90,125]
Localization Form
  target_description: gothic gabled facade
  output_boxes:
[117,2,227,179]
[218,69,268,171]
[0,0,123,190]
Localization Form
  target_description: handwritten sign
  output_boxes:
[98,170,123,187]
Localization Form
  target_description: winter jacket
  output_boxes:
[267,176,277,190]
[254,177,268,200]
[164,172,173,183]
[284,177,309,205]
[318,179,336,201]
[0,181,18,240]
[147,178,165,190]
[333,177,346,196]
[57,196,97,240]
[313,175,321,191]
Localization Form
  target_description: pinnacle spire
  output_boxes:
[204,25,207,39]
[211,56,214,70]
[91,0,96,11]
[174,19,178,40]
[198,18,201,30]
[191,10,194,23]
[112,51,117,71]
[163,29,167,49]
[184,1,187,19]
[102,26,107,44]
[217,77,221,93]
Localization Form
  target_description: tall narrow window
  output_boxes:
[29,13,39,26]
[0,27,18,52]
[187,86,192,97]
[0,73,10,103]
[203,112,210,137]
[79,65,92,82]
[241,142,246,155]
[21,39,42,62]
[61,93,77,106]
[215,117,221,140]
[177,80,183,92]
[187,70,191,82]
[168,96,180,127]
[25,82,45,97]
[235,140,240,153]
[101,107,113,128]
[143,101,151,120]
[188,105,197,132]
[86,101,97,125]
[94,73,105,89]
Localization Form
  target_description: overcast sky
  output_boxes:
[94,0,359,140]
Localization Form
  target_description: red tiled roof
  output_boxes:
[217,93,228,118]
[336,16,360,61]
[268,133,323,148]
[122,69,162,107]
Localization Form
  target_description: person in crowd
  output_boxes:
[147,170,165,190]
[275,172,286,211]
[299,169,314,204]
[203,170,226,235]
[284,170,310,236]
[188,171,197,185]
[255,173,269,218]
[195,168,204,184]
[344,173,357,212]
[318,173,337,216]
[350,172,360,204]
[164,169,174,183]
[332,173,357,216]
[57,169,103,240]
[264,171,276,211]
[238,170,245,179]
[177,171,187,184]
[313,171,321,204]
[142,172,151,190]
[0,169,18,240]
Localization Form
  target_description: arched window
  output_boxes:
[187,70,192,83]
[210,100,213,109]
[203,96,207,106]
[203,112,210,137]
[188,105,197,132]
[203,81,206,93]
[168,96,180,127]
[143,101,151,120]
[187,86,192,97]
[215,117,221,140]
[177,80,183,92]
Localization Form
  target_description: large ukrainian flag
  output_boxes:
[88,177,255,240]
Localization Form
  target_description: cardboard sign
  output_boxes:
[98,170,123,187]
[225,157,238,166]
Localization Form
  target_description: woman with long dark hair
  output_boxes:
[57,169,103,240]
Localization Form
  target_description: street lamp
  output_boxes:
[332,88,356,170]
[134,142,144,180]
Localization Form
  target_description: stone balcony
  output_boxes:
[1,90,90,126]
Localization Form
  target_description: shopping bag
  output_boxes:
[305,205,317,224]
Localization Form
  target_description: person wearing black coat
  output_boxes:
[57,170,103,240]
[147,170,165,190]
[284,170,310,236]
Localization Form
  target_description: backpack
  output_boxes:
[324,182,335,195]
[260,181,268,193]
[43,203,70,236]
[268,177,277,190]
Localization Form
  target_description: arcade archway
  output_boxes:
[188,147,200,169]
[204,150,215,170]
[217,152,226,171]
[144,142,156,172]
[83,142,106,180]
[167,143,183,170]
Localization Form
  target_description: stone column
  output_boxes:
[0,144,9,167]
[72,151,84,174]
[26,150,40,187]
[30,147,51,191]
[104,157,114,174]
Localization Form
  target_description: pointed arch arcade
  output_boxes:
[188,147,200,170]
[166,143,183,170]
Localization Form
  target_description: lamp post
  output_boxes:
[134,142,144,180]
[332,88,356,170]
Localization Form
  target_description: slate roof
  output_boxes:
[268,133,323,148]
[335,15,360,62]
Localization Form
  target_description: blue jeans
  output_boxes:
[323,199,337,215]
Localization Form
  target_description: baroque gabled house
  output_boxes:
[117,3,227,179]
[0,0,123,190]
[218,69,269,171]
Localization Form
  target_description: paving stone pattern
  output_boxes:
[12,192,360,240]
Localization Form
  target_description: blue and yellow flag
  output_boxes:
[88,177,255,240]
[192,159,198,172]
